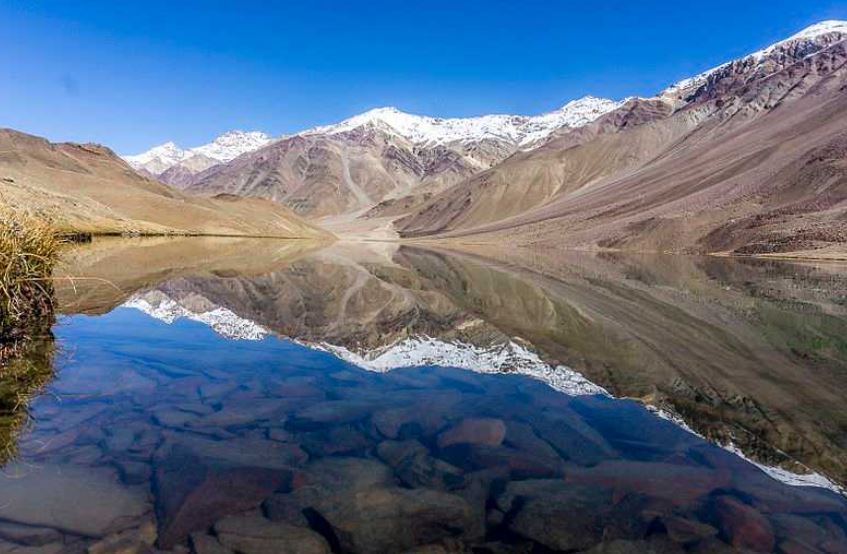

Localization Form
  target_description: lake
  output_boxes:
[0,237,845,553]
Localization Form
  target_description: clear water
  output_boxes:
[0,238,845,553]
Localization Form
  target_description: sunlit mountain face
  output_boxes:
[0,236,844,553]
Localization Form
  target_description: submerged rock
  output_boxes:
[583,537,686,554]
[153,448,291,548]
[300,425,370,456]
[502,420,560,460]
[0,463,148,538]
[660,515,718,544]
[214,515,329,554]
[0,538,65,553]
[314,487,479,554]
[496,480,613,551]
[189,533,233,554]
[713,495,775,553]
[157,433,307,470]
[437,418,506,448]
[0,521,62,546]
[86,519,158,554]
[439,443,564,479]
[377,440,464,490]
[264,457,395,526]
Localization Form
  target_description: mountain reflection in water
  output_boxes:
[0,237,843,553]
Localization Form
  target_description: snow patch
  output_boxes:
[316,336,608,397]
[723,442,845,495]
[123,131,274,173]
[662,20,847,98]
[122,294,267,341]
[302,96,623,147]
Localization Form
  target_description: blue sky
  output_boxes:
[2,0,846,153]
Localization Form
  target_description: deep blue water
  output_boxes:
[0,306,842,552]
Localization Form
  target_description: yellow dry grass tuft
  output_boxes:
[0,208,60,339]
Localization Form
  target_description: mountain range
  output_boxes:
[114,20,847,258]
[124,96,623,219]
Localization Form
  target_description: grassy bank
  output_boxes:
[0,210,59,461]
[0,210,60,345]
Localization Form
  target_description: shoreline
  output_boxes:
[67,231,847,262]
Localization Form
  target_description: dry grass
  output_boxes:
[0,208,60,341]
[0,208,60,461]
[0,334,54,463]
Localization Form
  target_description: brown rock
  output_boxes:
[661,515,717,544]
[313,487,479,554]
[496,480,613,551]
[214,514,330,554]
[437,418,506,448]
[662,515,718,544]
[264,457,395,526]
[503,421,560,460]
[190,533,233,554]
[779,538,826,554]
[0,521,62,546]
[440,443,563,478]
[377,440,463,489]
[87,520,158,554]
[300,425,370,456]
[820,538,847,554]
[713,495,775,553]
[565,461,727,506]
[153,448,291,548]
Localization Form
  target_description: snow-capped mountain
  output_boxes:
[189,130,275,162]
[182,96,623,217]
[662,20,847,99]
[123,130,274,178]
[302,96,622,147]
[122,141,188,175]
[126,97,620,181]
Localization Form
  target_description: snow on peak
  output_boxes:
[773,20,847,47]
[662,20,847,99]
[317,336,608,397]
[123,292,268,340]
[124,97,621,173]
[123,141,185,168]
[302,96,623,147]
[123,130,274,173]
[191,130,274,163]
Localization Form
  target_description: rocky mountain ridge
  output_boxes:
[124,98,622,217]
[395,20,847,258]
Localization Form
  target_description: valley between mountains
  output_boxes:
[4,21,847,259]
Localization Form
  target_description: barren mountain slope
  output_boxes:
[0,129,331,238]
[397,24,847,258]
[395,97,680,234]
[179,99,621,219]
[186,123,501,218]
